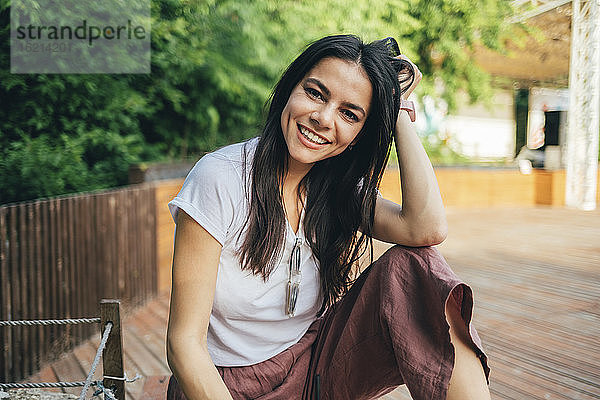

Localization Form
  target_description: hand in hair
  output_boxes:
[395,54,422,99]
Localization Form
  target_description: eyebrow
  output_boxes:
[304,77,367,117]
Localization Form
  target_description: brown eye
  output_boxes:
[341,109,359,122]
[305,87,324,100]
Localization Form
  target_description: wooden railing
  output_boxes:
[0,184,157,383]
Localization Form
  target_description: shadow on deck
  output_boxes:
[24,207,600,399]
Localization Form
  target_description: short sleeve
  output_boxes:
[168,154,242,245]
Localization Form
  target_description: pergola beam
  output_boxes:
[510,0,573,22]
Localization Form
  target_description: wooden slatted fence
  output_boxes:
[0,184,157,383]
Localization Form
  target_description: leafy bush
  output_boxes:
[0,0,514,204]
[0,132,148,204]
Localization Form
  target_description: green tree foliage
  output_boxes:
[0,0,513,204]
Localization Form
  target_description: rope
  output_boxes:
[0,318,101,327]
[79,322,112,400]
[92,381,117,400]
[0,381,85,389]
[92,374,141,400]
[0,375,141,395]
[0,310,135,399]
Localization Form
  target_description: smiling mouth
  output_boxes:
[298,124,331,145]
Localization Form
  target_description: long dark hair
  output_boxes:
[238,34,414,315]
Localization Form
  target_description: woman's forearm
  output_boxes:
[394,111,447,244]
[167,339,234,400]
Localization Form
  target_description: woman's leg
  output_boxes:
[303,245,489,400]
[166,320,321,400]
[445,293,490,399]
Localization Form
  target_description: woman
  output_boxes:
[166,35,490,400]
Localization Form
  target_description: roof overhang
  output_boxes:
[474,1,571,87]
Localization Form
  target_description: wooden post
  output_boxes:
[100,299,125,400]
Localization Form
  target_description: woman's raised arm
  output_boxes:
[372,57,447,247]
[166,210,234,400]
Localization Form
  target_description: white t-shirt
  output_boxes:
[168,138,322,367]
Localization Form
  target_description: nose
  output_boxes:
[310,104,334,130]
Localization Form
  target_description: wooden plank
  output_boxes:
[128,189,136,304]
[138,188,146,304]
[18,204,30,378]
[25,364,62,393]
[140,188,147,302]
[485,333,600,394]
[66,197,75,346]
[127,189,135,304]
[136,188,144,304]
[141,298,169,339]
[48,199,59,365]
[107,193,118,299]
[50,352,85,395]
[73,198,83,340]
[58,198,71,351]
[75,197,86,341]
[72,340,102,381]
[69,197,80,342]
[25,203,36,373]
[488,345,599,399]
[82,196,94,340]
[483,323,600,377]
[119,190,128,302]
[155,294,170,311]
[56,198,67,355]
[96,194,105,299]
[95,195,106,301]
[142,186,151,302]
[23,204,33,376]
[140,375,170,400]
[0,206,10,381]
[33,202,44,372]
[40,200,51,365]
[121,325,170,376]
[149,185,159,296]
[125,313,168,371]
[89,195,99,338]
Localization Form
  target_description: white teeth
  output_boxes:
[299,126,327,144]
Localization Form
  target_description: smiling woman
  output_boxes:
[281,58,372,169]
[165,34,490,400]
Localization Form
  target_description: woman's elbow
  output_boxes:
[428,224,448,245]
[166,333,183,371]
[412,221,448,247]
[166,330,207,371]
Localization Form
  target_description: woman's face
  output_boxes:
[280,57,372,170]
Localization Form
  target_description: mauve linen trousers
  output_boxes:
[167,245,489,400]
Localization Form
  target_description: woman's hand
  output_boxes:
[395,54,422,99]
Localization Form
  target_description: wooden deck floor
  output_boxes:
[24,207,600,399]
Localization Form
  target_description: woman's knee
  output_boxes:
[385,244,441,259]
[376,244,445,275]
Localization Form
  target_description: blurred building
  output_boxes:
[444,0,599,210]
[446,1,573,163]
